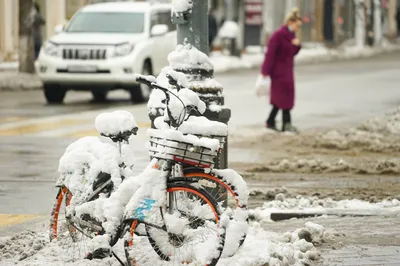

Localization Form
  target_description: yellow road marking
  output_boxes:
[0,119,88,136]
[0,214,42,228]
[66,129,98,138]
[66,122,152,138]
[0,116,29,124]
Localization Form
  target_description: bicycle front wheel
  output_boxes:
[50,186,102,260]
[124,182,226,266]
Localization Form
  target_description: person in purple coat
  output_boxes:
[261,8,302,132]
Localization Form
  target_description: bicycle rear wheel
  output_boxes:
[183,170,249,256]
[124,182,226,266]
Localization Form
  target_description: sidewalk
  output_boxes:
[211,39,400,72]
[1,41,400,92]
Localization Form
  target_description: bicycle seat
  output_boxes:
[95,110,138,143]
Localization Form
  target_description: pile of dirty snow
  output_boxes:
[0,222,325,266]
[0,72,42,91]
[218,20,239,39]
[249,195,400,221]
[0,231,47,261]
[313,107,400,152]
[249,158,351,174]
[248,157,400,175]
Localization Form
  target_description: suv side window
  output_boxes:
[151,10,176,32]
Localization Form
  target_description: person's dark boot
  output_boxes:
[282,123,299,133]
[85,248,111,260]
[266,122,278,131]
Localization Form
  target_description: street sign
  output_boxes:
[243,0,263,47]
[245,0,263,25]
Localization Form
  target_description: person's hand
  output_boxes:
[292,38,301,46]
[262,74,269,79]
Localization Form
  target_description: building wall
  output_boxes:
[0,0,18,61]
[45,0,67,39]
[0,0,67,62]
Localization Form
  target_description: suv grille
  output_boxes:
[62,48,107,60]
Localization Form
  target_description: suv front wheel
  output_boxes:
[91,91,108,102]
[43,84,67,104]
[130,61,152,103]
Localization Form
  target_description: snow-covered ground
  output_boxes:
[0,61,18,71]
[3,195,398,266]
[0,72,42,91]
[0,221,328,266]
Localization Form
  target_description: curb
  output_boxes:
[270,212,378,222]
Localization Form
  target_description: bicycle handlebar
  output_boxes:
[135,75,202,128]
[135,76,153,88]
[135,75,186,128]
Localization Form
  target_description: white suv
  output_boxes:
[36,2,176,104]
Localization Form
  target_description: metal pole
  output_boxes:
[176,0,209,54]
[170,0,231,207]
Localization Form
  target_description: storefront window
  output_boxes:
[299,0,316,42]
[337,0,355,42]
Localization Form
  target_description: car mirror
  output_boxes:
[151,24,168,37]
[54,24,65,34]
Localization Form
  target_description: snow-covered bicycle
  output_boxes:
[49,72,248,265]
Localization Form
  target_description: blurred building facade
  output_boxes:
[0,0,399,61]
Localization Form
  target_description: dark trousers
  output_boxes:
[34,42,42,60]
[266,105,291,126]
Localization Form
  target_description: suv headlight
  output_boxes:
[43,41,60,57]
[114,43,134,57]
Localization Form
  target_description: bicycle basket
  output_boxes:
[148,129,220,168]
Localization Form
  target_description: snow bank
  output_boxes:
[0,222,326,266]
[0,72,42,91]
[218,21,239,39]
[0,231,47,262]
[249,158,351,174]
[314,107,400,152]
[249,195,400,221]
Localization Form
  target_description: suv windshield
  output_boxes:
[65,12,145,33]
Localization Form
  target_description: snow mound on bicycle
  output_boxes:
[95,110,138,138]
[148,128,221,151]
[179,116,228,136]
[57,136,122,205]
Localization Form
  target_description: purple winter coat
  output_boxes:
[261,25,301,110]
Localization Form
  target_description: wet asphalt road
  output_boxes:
[1,51,400,221]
